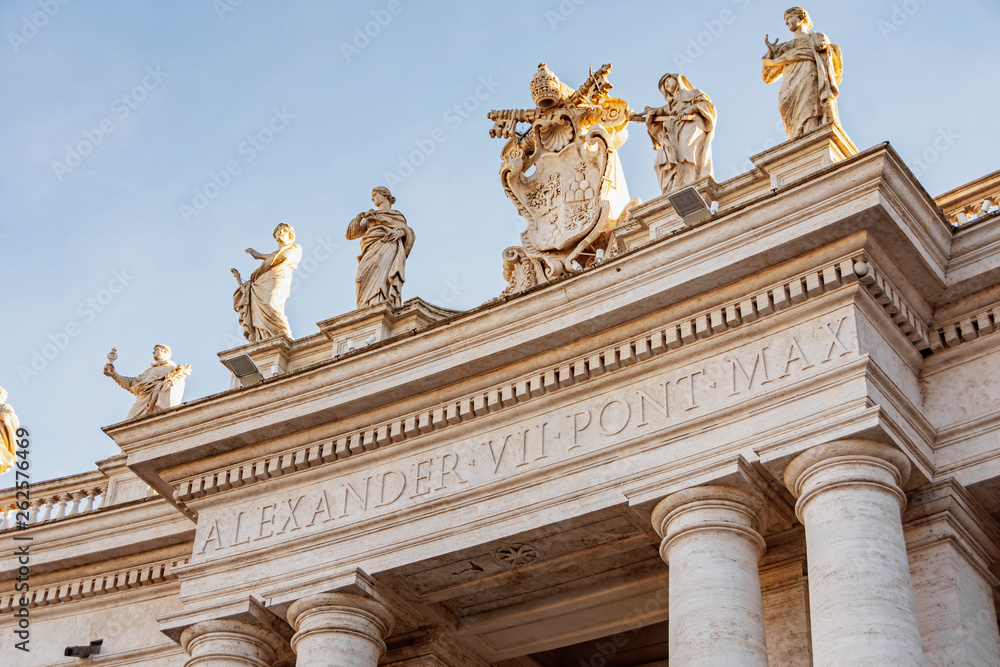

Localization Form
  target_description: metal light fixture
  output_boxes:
[221,354,265,387]
[64,639,103,658]
[667,186,718,227]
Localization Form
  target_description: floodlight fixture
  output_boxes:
[667,186,718,226]
[365,334,378,345]
[221,354,265,387]
[64,639,103,658]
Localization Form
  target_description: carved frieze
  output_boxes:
[189,309,860,560]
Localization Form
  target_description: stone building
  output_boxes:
[3,122,1000,665]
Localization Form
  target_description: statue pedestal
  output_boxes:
[316,298,461,358]
[751,122,858,190]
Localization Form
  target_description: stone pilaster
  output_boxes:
[180,619,285,667]
[651,485,768,666]
[784,439,923,665]
[760,557,812,667]
[286,592,394,667]
[904,480,1000,666]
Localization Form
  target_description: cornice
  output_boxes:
[0,554,188,614]
[172,254,869,507]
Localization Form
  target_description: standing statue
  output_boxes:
[232,223,302,342]
[762,7,843,139]
[487,63,637,295]
[0,387,20,475]
[103,345,191,420]
[346,187,415,310]
[635,73,716,194]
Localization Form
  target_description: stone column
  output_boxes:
[287,592,394,667]
[784,439,923,665]
[180,619,285,667]
[651,485,768,666]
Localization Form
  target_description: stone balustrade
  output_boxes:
[950,196,999,226]
[0,469,106,532]
[935,169,1000,226]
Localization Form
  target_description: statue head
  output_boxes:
[784,7,812,31]
[273,222,295,242]
[658,73,695,98]
[153,344,171,362]
[530,63,563,109]
[371,186,396,205]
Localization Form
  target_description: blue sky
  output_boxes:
[2,0,997,483]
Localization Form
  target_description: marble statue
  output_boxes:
[346,187,415,310]
[0,387,20,474]
[232,223,302,342]
[103,345,190,420]
[636,73,716,194]
[488,63,638,295]
[762,7,842,139]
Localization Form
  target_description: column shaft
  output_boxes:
[652,485,768,666]
[785,439,923,665]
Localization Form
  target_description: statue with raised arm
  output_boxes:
[346,187,415,309]
[232,223,302,342]
[762,7,842,139]
[637,73,716,194]
[0,387,20,474]
[103,345,191,420]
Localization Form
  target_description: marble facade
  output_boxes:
[4,126,1000,666]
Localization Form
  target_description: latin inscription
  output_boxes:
[194,315,856,556]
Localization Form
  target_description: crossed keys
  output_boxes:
[486,63,615,140]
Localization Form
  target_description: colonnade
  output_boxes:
[176,439,1000,666]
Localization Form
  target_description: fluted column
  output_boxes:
[180,619,285,667]
[651,485,768,666]
[286,593,394,667]
[784,439,923,665]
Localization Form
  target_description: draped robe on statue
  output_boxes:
[762,32,842,139]
[110,361,186,420]
[233,243,302,341]
[648,87,716,194]
[0,400,19,474]
[346,209,414,309]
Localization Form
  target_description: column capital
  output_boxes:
[651,485,766,563]
[784,439,911,518]
[287,592,394,664]
[180,618,286,667]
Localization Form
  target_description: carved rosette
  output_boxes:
[489,64,634,293]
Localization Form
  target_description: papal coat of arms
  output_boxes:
[488,63,639,295]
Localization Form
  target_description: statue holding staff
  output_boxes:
[632,73,716,194]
